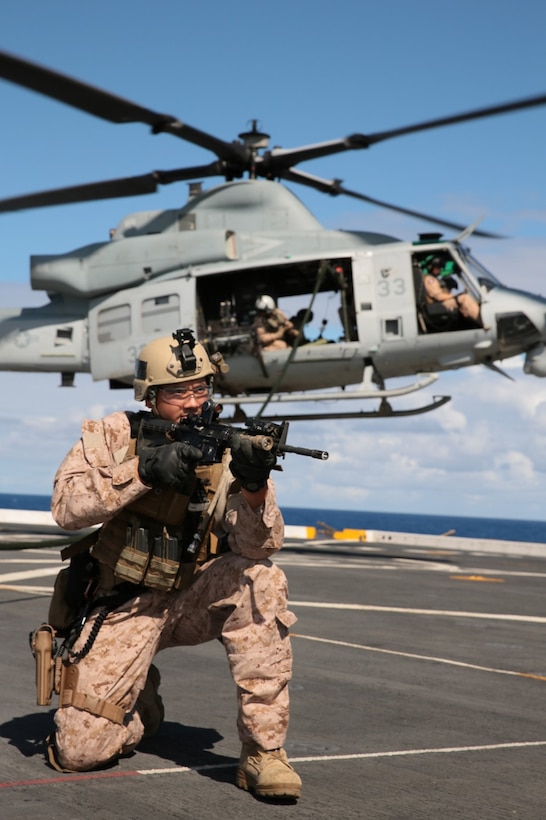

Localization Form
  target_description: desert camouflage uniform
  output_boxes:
[50,410,296,772]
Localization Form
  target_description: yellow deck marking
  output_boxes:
[451,575,505,582]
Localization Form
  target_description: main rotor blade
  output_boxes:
[260,92,546,171]
[281,168,502,238]
[364,92,546,146]
[0,50,246,163]
[0,162,224,213]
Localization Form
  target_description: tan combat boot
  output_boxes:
[136,664,165,738]
[236,743,302,799]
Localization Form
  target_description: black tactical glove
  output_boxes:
[229,434,277,492]
[138,442,203,495]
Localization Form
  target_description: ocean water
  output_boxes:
[282,507,546,543]
[1,493,545,544]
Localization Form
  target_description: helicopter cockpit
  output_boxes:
[412,247,483,334]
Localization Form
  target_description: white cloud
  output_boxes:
[486,450,536,485]
[532,401,546,432]
[434,403,467,433]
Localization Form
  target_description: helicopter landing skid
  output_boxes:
[218,371,441,406]
[222,394,450,422]
[217,371,451,421]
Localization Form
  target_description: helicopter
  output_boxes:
[0,50,545,421]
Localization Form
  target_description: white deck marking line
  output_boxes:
[134,740,546,775]
[0,584,53,594]
[276,556,546,579]
[276,559,447,572]
[278,545,546,572]
[289,600,546,623]
[0,567,61,583]
[3,741,545,789]
[291,633,546,681]
[0,558,60,564]
[288,740,546,762]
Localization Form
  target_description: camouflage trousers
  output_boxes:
[53,552,297,771]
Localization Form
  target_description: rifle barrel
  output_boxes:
[280,444,329,460]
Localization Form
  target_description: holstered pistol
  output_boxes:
[29,624,57,706]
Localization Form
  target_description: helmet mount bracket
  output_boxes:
[172,328,197,373]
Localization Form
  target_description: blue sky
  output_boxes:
[1,1,546,522]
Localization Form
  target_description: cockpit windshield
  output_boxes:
[458,248,502,292]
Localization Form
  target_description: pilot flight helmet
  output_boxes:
[440,260,456,277]
[255,294,276,313]
[134,328,217,402]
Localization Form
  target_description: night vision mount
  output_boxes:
[173,328,197,373]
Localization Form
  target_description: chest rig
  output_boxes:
[264,309,284,332]
[92,412,230,592]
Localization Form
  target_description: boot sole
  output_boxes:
[236,769,301,799]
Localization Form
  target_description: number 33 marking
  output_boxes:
[377,278,405,297]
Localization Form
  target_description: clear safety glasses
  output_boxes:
[158,383,211,404]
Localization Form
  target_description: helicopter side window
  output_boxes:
[97,303,131,343]
[142,294,181,335]
[460,250,502,292]
[287,308,315,345]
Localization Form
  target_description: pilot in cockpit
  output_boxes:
[422,257,481,324]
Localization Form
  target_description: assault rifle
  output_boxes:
[136,401,329,464]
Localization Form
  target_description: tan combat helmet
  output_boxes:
[134,328,223,402]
